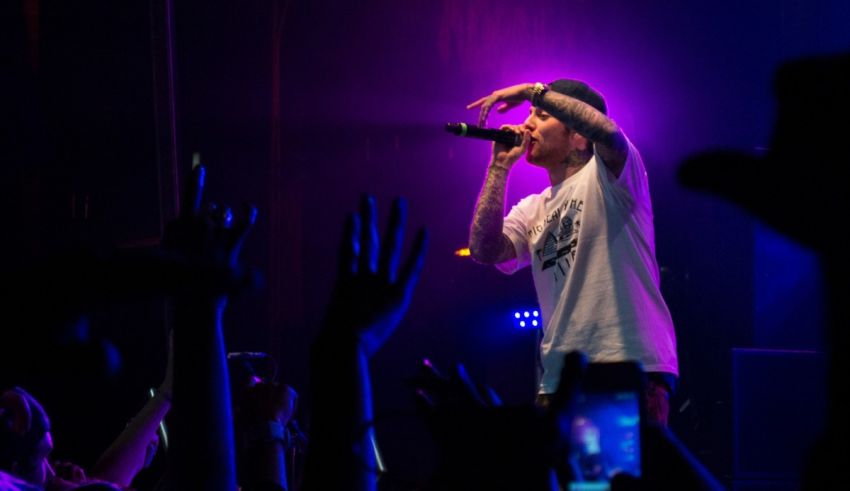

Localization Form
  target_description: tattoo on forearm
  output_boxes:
[541,92,627,152]
[469,166,513,263]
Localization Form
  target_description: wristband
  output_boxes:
[531,82,549,107]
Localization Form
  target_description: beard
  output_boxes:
[527,146,591,168]
[562,147,593,167]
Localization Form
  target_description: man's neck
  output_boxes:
[547,150,593,187]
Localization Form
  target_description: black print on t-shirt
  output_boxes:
[525,198,584,239]
[536,209,581,281]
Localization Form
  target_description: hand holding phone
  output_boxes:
[567,361,644,491]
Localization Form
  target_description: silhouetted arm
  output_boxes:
[303,196,427,491]
[156,165,256,491]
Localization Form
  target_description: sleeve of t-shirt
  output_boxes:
[594,134,650,211]
[495,197,533,274]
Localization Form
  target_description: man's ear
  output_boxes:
[1,389,33,436]
[572,133,590,152]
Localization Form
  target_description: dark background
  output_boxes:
[3,0,846,488]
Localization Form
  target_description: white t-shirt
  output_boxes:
[498,137,678,393]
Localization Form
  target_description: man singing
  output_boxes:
[467,79,678,425]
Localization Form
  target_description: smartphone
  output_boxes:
[567,361,644,491]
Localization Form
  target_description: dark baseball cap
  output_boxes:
[549,79,608,115]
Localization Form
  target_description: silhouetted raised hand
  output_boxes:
[411,352,590,491]
[161,164,257,300]
[305,195,427,491]
[321,195,428,358]
[159,163,257,491]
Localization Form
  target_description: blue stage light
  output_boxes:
[511,307,542,330]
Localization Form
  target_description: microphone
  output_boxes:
[445,123,523,147]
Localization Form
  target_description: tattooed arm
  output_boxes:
[468,83,629,178]
[537,89,629,178]
[468,126,530,265]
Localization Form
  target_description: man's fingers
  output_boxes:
[189,165,205,217]
[499,124,524,134]
[378,197,406,282]
[230,203,257,253]
[337,213,360,278]
[478,105,491,127]
[453,363,486,406]
[206,202,219,228]
[518,131,531,152]
[421,357,445,379]
[481,385,503,407]
[181,165,205,219]
[232,203,258,242]
[466,96,487,109]
[283,384,298,407]
[218,206,234,229]
[397,227,428,302]
[358,194,379,274]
